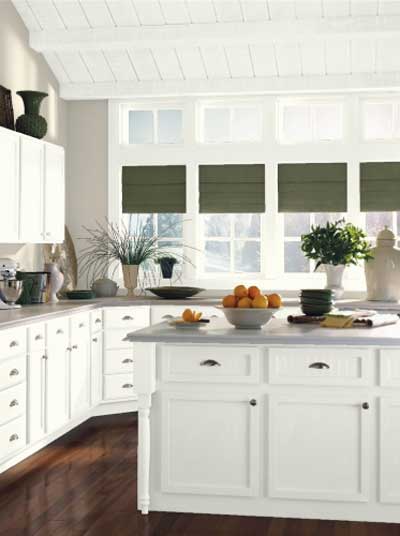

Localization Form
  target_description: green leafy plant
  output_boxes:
[79,219,189,285]
[301,219,373,270]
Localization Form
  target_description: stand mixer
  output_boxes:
[0,258,23,309]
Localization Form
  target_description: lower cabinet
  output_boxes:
[69,340,90,419]
[161,392,259,497]
[28,349,46,443]
[380,397,400,503]
[90,333,103,407]
[269,394,370,502]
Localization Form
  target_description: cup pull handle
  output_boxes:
[122,358,133,364]
[308,362,330,370]
[79,323,85,328]
[122,383,133,388]
[95,318,101,324]
[122,315,133,321]
[9,340,19,348]
[9,434,19,442]
[9,369,19,377]
[92,337,98,343]
[200,359,221,367]
[35,334,44,341]
[56,329,64,335]
[9,399,19,407]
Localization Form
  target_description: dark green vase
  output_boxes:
[16,90,48,139]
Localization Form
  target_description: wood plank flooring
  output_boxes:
[0,413,399,536]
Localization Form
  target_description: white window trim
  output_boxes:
[108,93,400,291]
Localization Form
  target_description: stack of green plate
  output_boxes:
[300,289,333,316]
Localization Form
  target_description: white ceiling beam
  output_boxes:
[30,16,400,52]
[60,72,400,100]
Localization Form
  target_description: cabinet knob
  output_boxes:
[9,434,19,442]
[308,362,330,370]
[249,399,257,407]
[66,347,72,352]
[72,345,78,350]
[56,329,64,335]
[9,399,19,407]
[200,359,221,367]
[122,383,133,389]
[362,402,370,410]
[92,337,98,343]
[122,315,133,321]
[9,368,19,377]
[35,334,44,341]
[79,323,85,328]
[95,318,101,324]
[42,355,48,360]
[9,340,19,348]
[122,358,133,364]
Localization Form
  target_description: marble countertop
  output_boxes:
[127,316,400,347]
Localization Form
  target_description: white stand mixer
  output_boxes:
[0,258,22,309]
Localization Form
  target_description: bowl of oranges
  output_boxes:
[219,285,282,329]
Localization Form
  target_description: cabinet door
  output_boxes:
[91,334,103,406]
[269,394,370,502]
[161,392,259,497]
[380,397,400,503]
[44,143,64,243]
[0,128,19,242]
[28,350,46,443]
[19,136,44,242]
[46,344,69,433]
[70,339,91,418]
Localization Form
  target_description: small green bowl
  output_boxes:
[66,290,96,300]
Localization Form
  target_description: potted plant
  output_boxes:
[156,256,178,279]
[79,220,188,297]
[301,219,373,298]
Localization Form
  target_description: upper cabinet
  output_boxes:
[0,127,65,244]
[0,129,20,243]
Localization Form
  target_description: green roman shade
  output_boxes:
[199,164,265,213]
[278,163,347,213]
[360,162,400,211]
[122,165,186,213]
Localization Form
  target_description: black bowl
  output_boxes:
[146,287,205,299]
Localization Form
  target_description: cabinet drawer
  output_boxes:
[71,312,90,341]
[379,349,400,386]
[0,356,26,391]
[28,324,45,352]
[91,310,103,333]
[0,416,26,461]
[269,347,373,386]
[104,327,144,350]
[47,317,69,347]
[0,327,26,359]
[103,374,136,400]
[151,305,221,325]
[0,383,26,426]
[104,349,134,374]
[104,307,150,329]
[161,345,260,384]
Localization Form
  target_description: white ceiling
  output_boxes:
[11,0,400,99]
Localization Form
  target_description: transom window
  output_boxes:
[363,100,400,140]
[200,104,262,143]
[126,108,183,145]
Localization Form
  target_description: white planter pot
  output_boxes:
[122,264,139,298]
[323,264,345,299]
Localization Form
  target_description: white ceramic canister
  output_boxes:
[365,227,400,302]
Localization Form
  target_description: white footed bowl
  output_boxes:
[219,306,279,329]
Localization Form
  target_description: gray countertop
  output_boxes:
[127,316,400,347]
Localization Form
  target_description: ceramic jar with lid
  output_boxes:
[365,227,400,302]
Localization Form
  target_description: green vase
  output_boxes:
[16,90,48,139]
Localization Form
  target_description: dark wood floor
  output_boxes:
[1,414,399,536]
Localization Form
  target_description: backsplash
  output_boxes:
[0,244,43,271]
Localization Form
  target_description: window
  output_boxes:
[201,105,262,143]
[284,213,344,273]
[128,109,183,144]
[363,100,400,140]
[201,214,261,273]
[123,213,183,257]
[278,100,343,144]
[365,212,400,244]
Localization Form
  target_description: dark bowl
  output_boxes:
[147,286,205,299]
[66,290,96,300]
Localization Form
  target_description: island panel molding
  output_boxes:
[122,165,186,213]
[278,162,347,213]
[199,164,265,213]
[360,162,400,211]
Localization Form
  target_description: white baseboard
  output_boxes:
[92,400,138,416]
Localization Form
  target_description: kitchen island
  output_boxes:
[128,316,400,523]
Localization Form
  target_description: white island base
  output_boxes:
[129,317,400,523]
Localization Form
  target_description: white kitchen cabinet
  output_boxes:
[70,314,91,418]
[91,333,103,406]
[0,128,19,242]
[43,143,65,243]
[269,394,370,502]
[27,317,46,444]
[19,136,44,242]
[380,397,400,503]
[161,392,259,497]
[45,320,70,433]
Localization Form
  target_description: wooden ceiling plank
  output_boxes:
[52,0,89,29]
[213,0,243,21]
[185,0,217,22]
[241,0,269,21]
[175,47,207,79]
[104,49,138,80]
[325,39,351,74]
[128,48,161,80]
[81,50,115,81]
[132,0,166,25]
[249,44,277,77]
[27,0,65,29]
[225,45,254,77]
[201,46,231,78]
[57,50,93,82]
[79,0,115,27]
[275,42,302,77]
[300,41,325,75]
[351,39,376,73]
[152,48,184,79]
[159,1,190,24]
[12,0,42,30]
[105,0,140,26]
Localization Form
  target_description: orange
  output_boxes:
[267,293,282,308]
[222,294,237,308]
[234,285,248,298]
[237,297,253,308]
[194,311,203,321]
[248,285,261,299]
[252,294,268,308]
[182,308,194,322]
